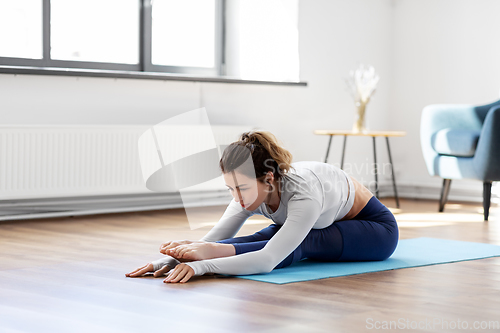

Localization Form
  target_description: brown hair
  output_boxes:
[219,130,294,183]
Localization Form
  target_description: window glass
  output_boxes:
[51,0,139,64]
[152,0,216,68]
[227,0,300,81]
[0,0,43,59]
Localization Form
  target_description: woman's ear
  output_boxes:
[265,171,274,185]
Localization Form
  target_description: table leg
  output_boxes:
[372,137,379,198]
[385,137,400,208]
[324,135,333,163]
[340,135,347,169]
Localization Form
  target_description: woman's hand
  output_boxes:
[125,262,171,278]
[159,240,205,254]
[163,263,195,283]
[125,256,181,278]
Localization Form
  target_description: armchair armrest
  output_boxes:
[421,104,484,135]
[420,104,484,176]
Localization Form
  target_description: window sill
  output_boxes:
[0,65,307,86]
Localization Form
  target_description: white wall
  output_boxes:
[298,0,393,190]
[0,0,394,195]
[2,0,498,202]
[389,0,500,200]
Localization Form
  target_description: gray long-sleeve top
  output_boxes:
[185,161,355,276]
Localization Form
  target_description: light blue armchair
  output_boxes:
[420,100,500,221]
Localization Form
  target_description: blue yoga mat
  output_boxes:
[235,237,500,284]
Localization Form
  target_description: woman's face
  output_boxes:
[223,171,269,210]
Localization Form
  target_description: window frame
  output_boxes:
[0,0,224,76]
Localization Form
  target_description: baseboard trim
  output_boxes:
[0,191,232,222]
[0,182,497,222]
[376,182,499,203]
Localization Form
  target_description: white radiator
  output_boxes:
[0,125,252,201]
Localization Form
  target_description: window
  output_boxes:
[152,0,216,68]
[225,0,300,82]
[50,0,139,64]
[0,0,43,59]
[0,0,223,76]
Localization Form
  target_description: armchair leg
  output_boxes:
[439,179,452,212]
[483,181,492,221]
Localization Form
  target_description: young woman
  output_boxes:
[126,130,399,283]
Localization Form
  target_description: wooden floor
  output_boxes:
[0,198,499,333]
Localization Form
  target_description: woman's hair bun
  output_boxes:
[219,130,294,181]
[240,132,259,145]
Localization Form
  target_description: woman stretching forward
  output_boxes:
[126,130,399,283]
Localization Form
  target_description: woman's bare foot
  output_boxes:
[166,242,235,261]
[176,257,196,263]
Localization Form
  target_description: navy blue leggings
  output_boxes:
[216,196,399,270]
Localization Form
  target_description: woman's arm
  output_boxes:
[186,197,322,276]
[199,198,255,242]
[159,199,254,255]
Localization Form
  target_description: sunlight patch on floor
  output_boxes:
[194,218,270,227]
[445,203,485,214]
[395,212,485,225]
[396,220,456,228]
[387,207,403,214]
[195,206,495,229]
[245,218,273,225]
